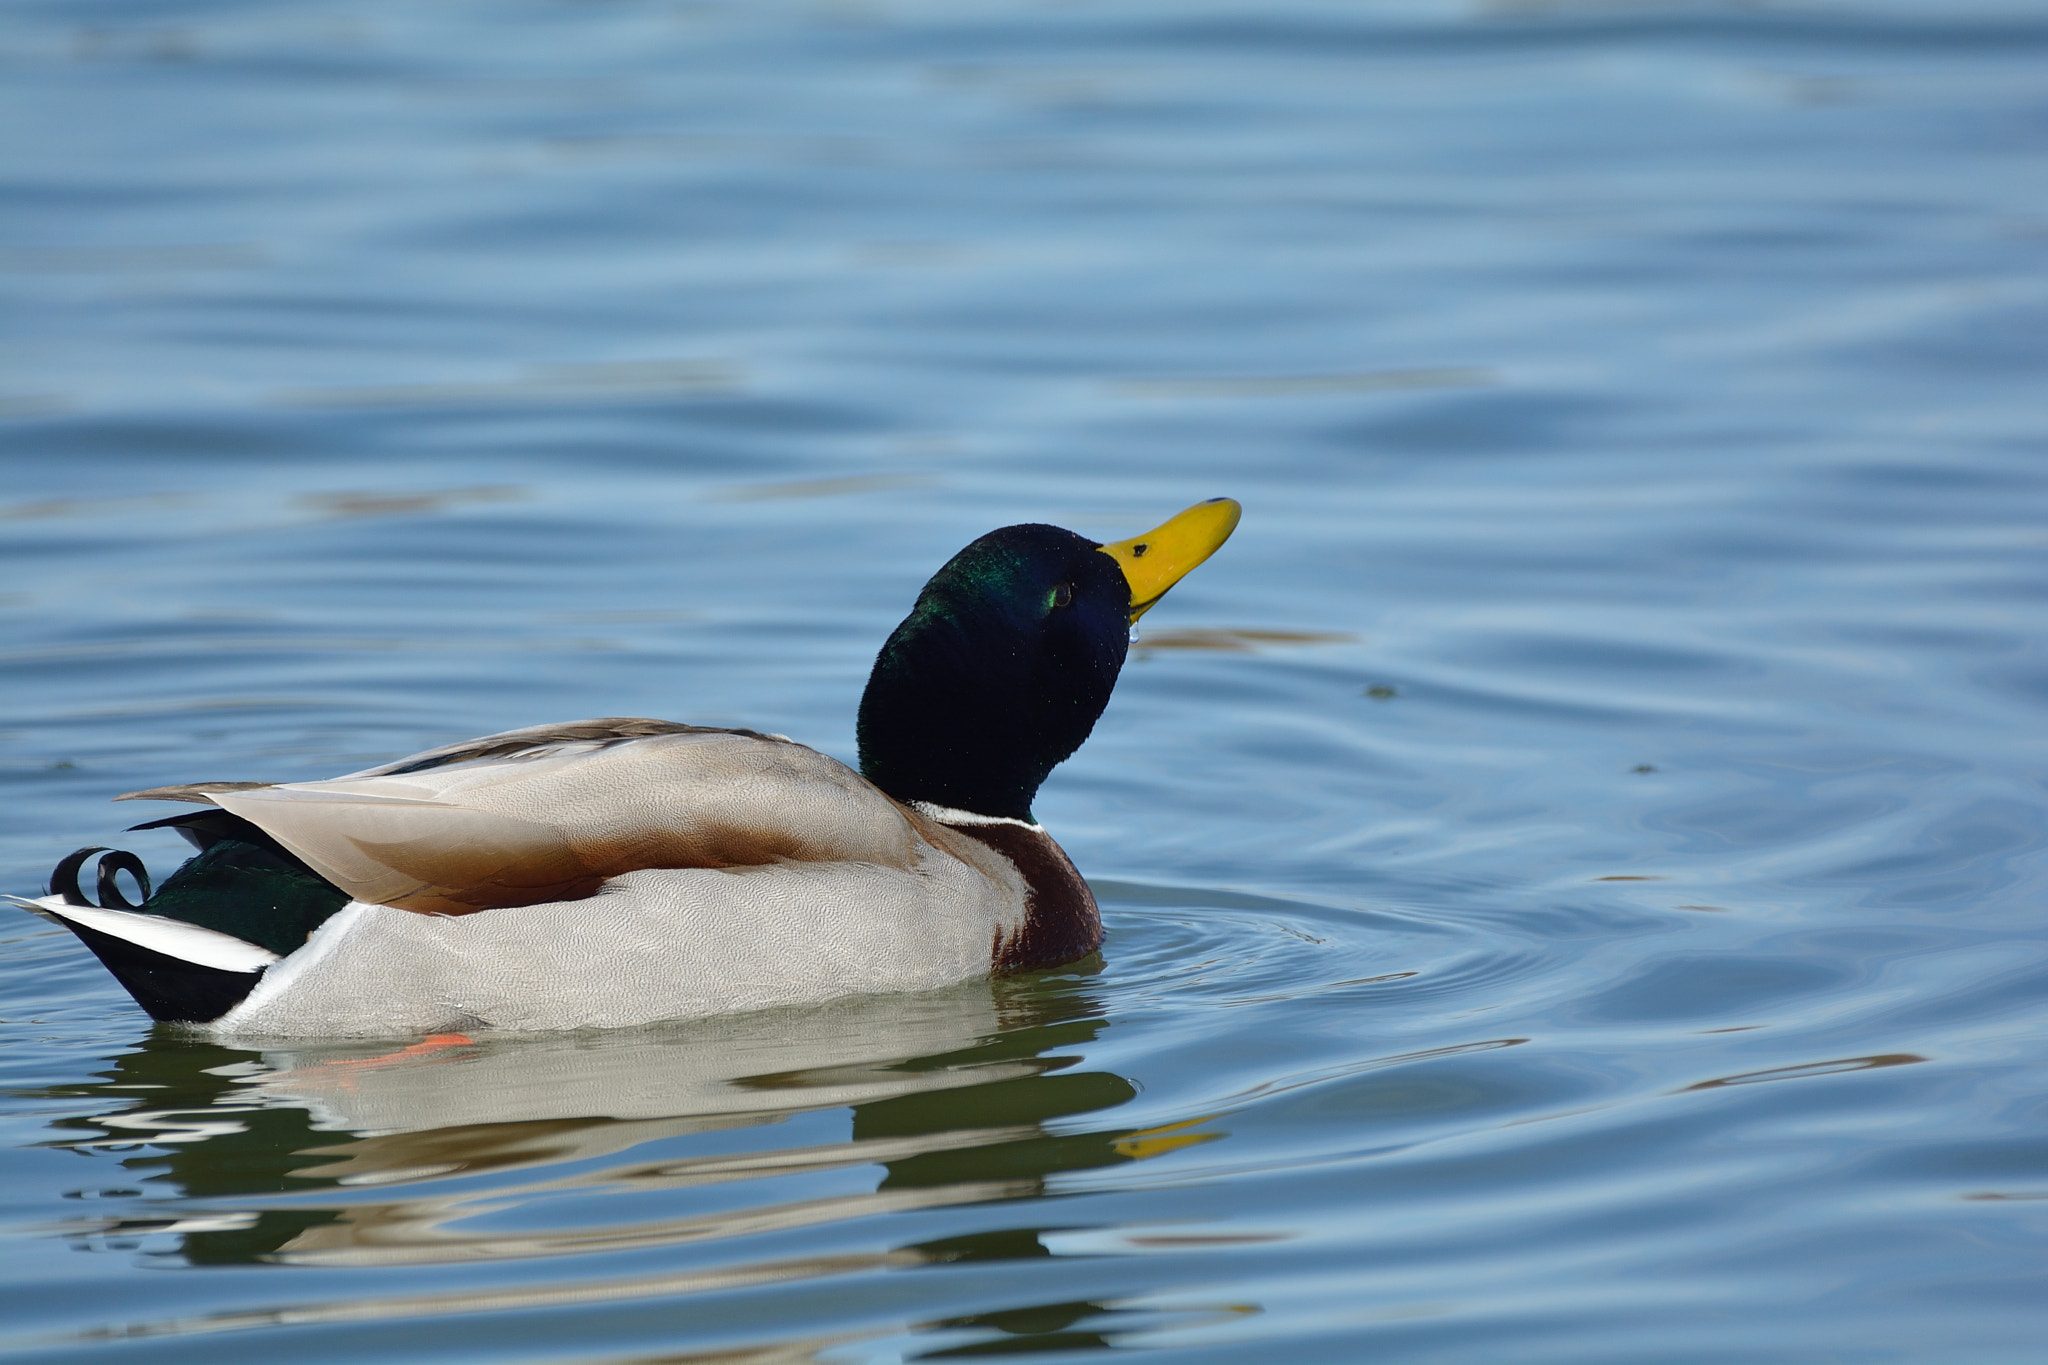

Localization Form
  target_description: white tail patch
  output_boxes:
[6,895,280,973]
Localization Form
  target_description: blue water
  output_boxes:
[5,0,2048,1359]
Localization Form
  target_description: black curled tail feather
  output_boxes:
[49,846,154,911]
[47,845,100,904]
[50,846,142,907]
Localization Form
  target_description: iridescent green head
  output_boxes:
[857,500,1239,822]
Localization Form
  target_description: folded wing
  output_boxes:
[135,721,925,915]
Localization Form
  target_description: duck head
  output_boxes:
[858,498,1240,822]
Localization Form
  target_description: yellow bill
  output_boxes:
[1097,497,1241,622]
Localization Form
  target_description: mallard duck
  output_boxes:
[9,499,1239,1036]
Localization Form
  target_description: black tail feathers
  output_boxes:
[42,846,267,1025]
[50,846,151,910]
[32,821,349,1025]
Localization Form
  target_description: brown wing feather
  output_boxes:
[111,721,790,805]
[342,718,793,779]
[113,781,275,805]
[207,792,605,915]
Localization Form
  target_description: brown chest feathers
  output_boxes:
[945,821,1103,973]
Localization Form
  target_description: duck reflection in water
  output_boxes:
[44,971,1214,1278]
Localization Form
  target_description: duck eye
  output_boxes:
[1051,582,1074,609]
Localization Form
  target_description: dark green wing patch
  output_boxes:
[142,839,348,957]
[127,814,349,957]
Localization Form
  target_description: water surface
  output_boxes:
[5,1,2048,1360]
